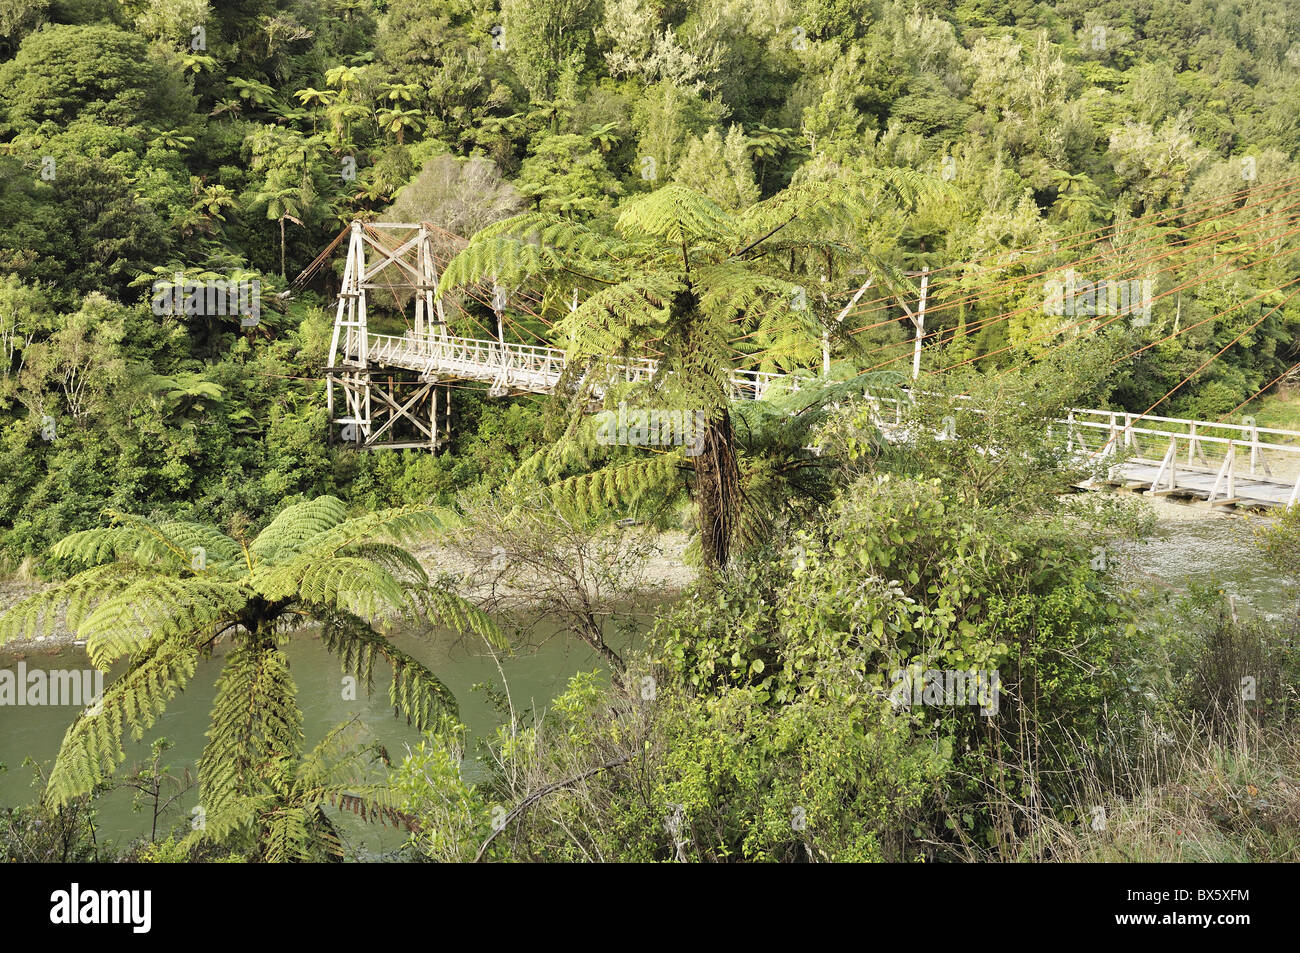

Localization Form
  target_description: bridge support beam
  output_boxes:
[326,365,450,451]
[1207,444,1237,506]
[326,221,454,452]
[1146,436,1179,495]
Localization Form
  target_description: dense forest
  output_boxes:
[0,0,1298,867]
[1,0,1298,558]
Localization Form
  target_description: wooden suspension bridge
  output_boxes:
[321,221,1300,512]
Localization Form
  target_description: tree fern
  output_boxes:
[1,496,501,864]
[45,635,200,806]
[441,177,943,566]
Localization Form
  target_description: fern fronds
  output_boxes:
[556,272,682,360]
[471,211,631,261]
[0,562,151,647]
[416,588,506,649]
[56,512,240,574]
[319,610,458,730]
[45,636,200,807]
[78,577,249,669]
[249,495,348,562]
[48,527,137,568]
[298,504,459,559]
[199,644,304,816]
[297,556,413,617]
[617,185,738,245]
[542,455,681,513]
[339,542,428,585]
[437,236,561,295]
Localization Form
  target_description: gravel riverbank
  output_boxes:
[0,497,1266,657]
[0,531,699,657]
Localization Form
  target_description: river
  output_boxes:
[0,509,1291,855]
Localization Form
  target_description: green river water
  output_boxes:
[0,511,1291,854]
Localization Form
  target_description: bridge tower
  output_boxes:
[325,221,451,450]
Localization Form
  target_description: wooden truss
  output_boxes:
[326,221,452,450]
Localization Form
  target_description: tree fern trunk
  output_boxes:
[695,408,739,569]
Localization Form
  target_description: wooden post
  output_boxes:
[492,280,506,344]
[826,277,874,378]
[1209,444,1236,505]
[892,270,929,382]
[1148,435,1178,494]
[413,224,446,340]
[911,267,929,381]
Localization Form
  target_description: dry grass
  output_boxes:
[990,712,1300,862]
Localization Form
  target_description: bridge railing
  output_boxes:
[357,332,789,401]
[1064,409,1300,470]
[1063,408,1300,504]
[349,331,1300,503]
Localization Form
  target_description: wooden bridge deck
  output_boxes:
[1082,461,1296,508]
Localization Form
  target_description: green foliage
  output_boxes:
[517,132,623,217]
[391,724,487,862]
[0,494,502,861]
[0,763,103,863]
[2,0,1300,864]
[651,466,1138,850]
[0,24,194,131]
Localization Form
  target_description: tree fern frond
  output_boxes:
[103,512,240,573]
[79,578,248,669]
[0,563,152,647]
[617,185,738,246]
[542,455,681,513]
[150,521,244,574]
[250,496,349,562]
[437,236,561,296]
[731,180,861,254]
[44,636,200,807]
[414,587,506,650]
[470,211,630,260]
[256,556,409,619]
[319,610,459,730]
[298,504,459,559]
[693,263,807,328]
[339,542,428,586]
[199,644,303,816]
[49,527,138,568]
[555,273,682,361]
